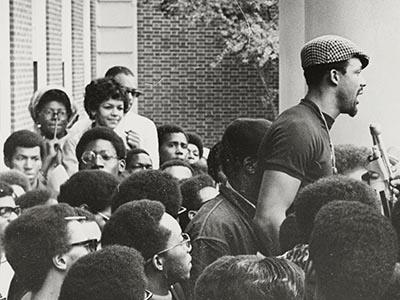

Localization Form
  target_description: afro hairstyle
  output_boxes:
[279,214,304,254]
[84,77,129,118]
[111,169,182,218]
[15,189,53,209]
[180,174,215,211]
[187,132,204,158]
[0,170,30,192]
[126,148,150,164]
[310,200,398,300]
[157,124,187,147]
[101,200,171,260]
[3,130,46,164]
[160,158,194,173]
[58,170,119,213]
[207,141,226,184]
[59,245,145,300]
[195,255,304,300]
[4,203,76,292]
[334,144,371,175]
[75,126,126,163]
[294,175,380,242]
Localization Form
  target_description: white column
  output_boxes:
[62,0,73,94]
[0,0,11,171]
[32,0,47,88]
[280,0,400,147]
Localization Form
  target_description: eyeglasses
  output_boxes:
[156,233,192,256]
[144,290,153,300]
[41,109,68,118]
[0,206,21,218]
[178,206,187,215]
[124,87,142,98]
[81,151,118,165]
[69,239,99,253]
[97,211,110,222]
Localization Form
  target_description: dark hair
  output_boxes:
[15,189,52,209]
[187,132,204,158]
[279,214,304,254]
[84,77,129,119]
[160,158,194,173]
[75,127,126,163]
[4,203,76,292]
[180,174,215,211]
[105,66,134,78]
[310,201,398,300]
[334,144,371,175]
[195,255,305,300]
[58,170,119,213]
[207,141,226,184]
[3,130,45,164]
[0,181,14,198]
[111,170,182,218]
[36,89,72,119]
[157,124,187,147]
[126,148,150,164]
[294,175,380,243]
[102,200,171,260]
[303,60,349,87]
[0,170,30,192]
[59,245,145,300]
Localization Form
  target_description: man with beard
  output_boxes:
[255,35,369,254]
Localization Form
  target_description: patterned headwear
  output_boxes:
[301,35,369,69]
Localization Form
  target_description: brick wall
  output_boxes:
[90,0,96,80]
[137,1,279,147]
[46,0,63,85]
[71,0,84,111]
[9,0,33,132]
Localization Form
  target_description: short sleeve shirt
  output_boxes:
[258,99,334,186]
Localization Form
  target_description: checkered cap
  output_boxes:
[301,35,369,69]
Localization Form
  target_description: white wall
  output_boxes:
[32,0,47,88]
[280,0,400,148]
[0,1,11,171]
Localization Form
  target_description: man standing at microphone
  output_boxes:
[255,35,369,254]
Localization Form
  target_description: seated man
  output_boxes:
[123,148,153,176]
[75,127,126,177]
[195,255,304,300]
[3,130,46,190]
[102,200,192,300]
[0,182,20,299]
[111,169,182,219]
[59,245,147,300]
[161,159,194,181]
[307,201,397,300]
[3,203,100,300]
[184,118,271,297]
[157,124,188,166]
[58,170,119,230]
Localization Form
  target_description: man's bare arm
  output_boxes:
[254,170,301,254]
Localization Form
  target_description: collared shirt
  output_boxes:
[184,184,263,297]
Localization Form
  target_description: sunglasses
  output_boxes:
[124,88,142,98]
[0,206,21,218]
[144,289,153,300]
[69,239,99,253]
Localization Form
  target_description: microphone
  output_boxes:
[368,123,396,216]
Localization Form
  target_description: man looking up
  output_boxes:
[255,35,369,254]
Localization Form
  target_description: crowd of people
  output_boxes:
[1,34,400,300]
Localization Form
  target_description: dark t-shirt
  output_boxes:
[258,99,334,186]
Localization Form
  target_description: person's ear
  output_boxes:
[118,159,126,173]
[4,158,11,168]
[152,254,165,271]
[243,156,257,175]
[329,69,341,86]
[52,254,68,271]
